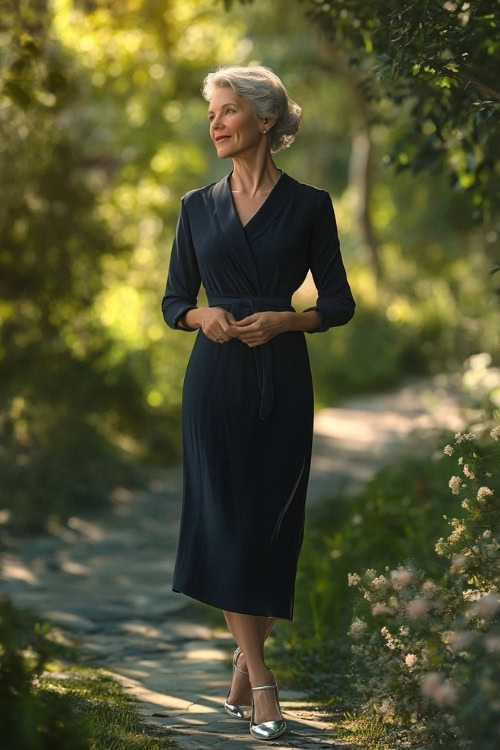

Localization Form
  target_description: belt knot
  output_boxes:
[206,293,294,420]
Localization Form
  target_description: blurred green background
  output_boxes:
[2,3,500,748]
[1,0,499,533]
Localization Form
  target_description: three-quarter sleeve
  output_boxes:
[161,197,201,332]
[303,190,356,333]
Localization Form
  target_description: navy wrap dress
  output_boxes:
[161,168,356,620]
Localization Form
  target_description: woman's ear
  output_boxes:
[264,117,277,131]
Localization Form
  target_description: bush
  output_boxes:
[347,425,500,749]
[0,594,90,750]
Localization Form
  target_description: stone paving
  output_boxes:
[1,373,467,748]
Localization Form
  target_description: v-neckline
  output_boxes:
[227,169,284,231]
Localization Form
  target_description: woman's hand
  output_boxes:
[229,311,289,347]
[201,306,239,343]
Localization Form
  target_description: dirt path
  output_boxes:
[1,373,466,749]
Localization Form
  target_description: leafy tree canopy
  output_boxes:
[228,0,500,223]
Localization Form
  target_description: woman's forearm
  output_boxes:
[282,309,322,333]
[178,307,206,330]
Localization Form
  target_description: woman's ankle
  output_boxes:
[237,651,247,671]
[249,664,274,687]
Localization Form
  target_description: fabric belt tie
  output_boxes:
[206,293,294,421]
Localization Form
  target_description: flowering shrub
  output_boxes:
[347,426,500,749]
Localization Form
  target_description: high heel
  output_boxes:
[249,669,287,741]
[223,646,253,720]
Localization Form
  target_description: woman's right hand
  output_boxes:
[202,307,238,343]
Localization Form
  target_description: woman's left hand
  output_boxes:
[228,311,289,347]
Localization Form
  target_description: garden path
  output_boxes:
[1,372,466,749]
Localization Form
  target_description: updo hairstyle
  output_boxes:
[201,65,302,153]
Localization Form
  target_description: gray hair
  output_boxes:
[201,65,302,153]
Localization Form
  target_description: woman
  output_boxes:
[161,64,356,742]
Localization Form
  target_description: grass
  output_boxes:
[35,663,177,750]
[0,597,178,750]
[334,710,394,750]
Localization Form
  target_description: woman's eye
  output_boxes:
[209,108,235,121]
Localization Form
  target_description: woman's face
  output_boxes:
[208,87,262,157]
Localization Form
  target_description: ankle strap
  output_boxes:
[252,684,276,691]
[233,648,249,674]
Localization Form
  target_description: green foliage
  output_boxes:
[0,394,143,533]
[0,594,90,750]
[0,1,197,531]
[295,0,500,223]
[308,305,420,404]
[302,450,456,625]
[0,594,174,749]
[347,426,500,748]
[274,437,457,703]
[2,0,498,533]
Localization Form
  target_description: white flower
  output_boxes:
[448,522,466,544]
[390,568,414,590]
[449,553,468,573]
[477,486,493,502]
[421,673,458,706]
[435,537,446,555]
[486,472,492,477]
[443,444,454,455]
[372,602,391,616]
[463,464,475,479]
[399,626,410,636]
[405,653,417,668]
[454,432,475,443]
[365,568,377,580]
[371,575,389,590]
[485,635,500,653]
[349,617,367,636]
[467,593,500,619]
[407,597,429,618]
[458,456,464,465]
[448,475,462,494]
[463,589,482,602]
[461,498,470,510]
[347,572,361,586]
[482,529,492,539]
[447,631,472,651]
[490,425,500,441]
[422,580,438,598]
[388,595,399,611]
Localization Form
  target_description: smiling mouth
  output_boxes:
[216,136,231,142]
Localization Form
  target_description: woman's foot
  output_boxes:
[226,649,253,707]
[250,666,284,724]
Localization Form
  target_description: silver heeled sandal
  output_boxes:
[249,669,287,741]
[223,646,253,720]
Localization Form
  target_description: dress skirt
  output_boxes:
[172,299,314,621]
